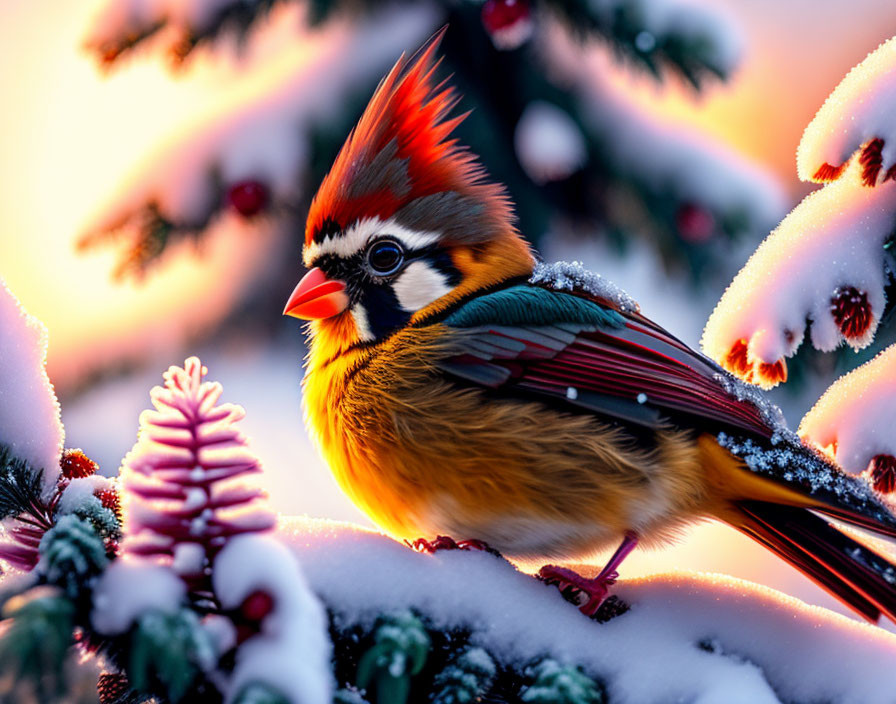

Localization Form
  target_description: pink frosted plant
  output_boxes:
[120,357,275,588]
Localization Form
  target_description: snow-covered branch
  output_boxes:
[703,37,896,388]
[703,162,896,388]
[77,6,435,279]
[85,0,285,66]
[545,0,743,87]
[0,279,64,490]
[799,345,896,494]
[798,37,896,186]
[541,30,785,245]
[285,517,896,704]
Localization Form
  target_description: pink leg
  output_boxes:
[538,532,639,616]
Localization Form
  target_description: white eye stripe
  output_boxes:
[303,216,441,265]
[392,261,453,313]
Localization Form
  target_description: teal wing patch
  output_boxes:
[443,284,624,329]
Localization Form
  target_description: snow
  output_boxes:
[588,0,744,75]
[282,516,896,704]
[530,260,640,313]
[702,160,896,387]
[57,474,115,514]
[799,345,896,475]
[714,373,792,440]
[91,558,186,635]
[798,37,896,184]
[0,278,63,493]
[213,534,332,704]
[515,102,587,184]
[82,6,436,234]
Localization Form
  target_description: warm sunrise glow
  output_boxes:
[0,2,352,390]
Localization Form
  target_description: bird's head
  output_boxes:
[284,30,534,349]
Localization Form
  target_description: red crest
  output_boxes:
[305,29,513,247]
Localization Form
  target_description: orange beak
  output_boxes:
[283,267,350,320]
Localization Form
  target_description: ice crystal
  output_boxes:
[530,261,639,313]
[714,372,794,441]
[716,433,896,527]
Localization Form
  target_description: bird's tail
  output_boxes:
[699,435,896,622]
[730,500,896,623]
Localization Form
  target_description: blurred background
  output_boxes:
[2,0,896,624]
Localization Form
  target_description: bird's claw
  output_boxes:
[537,564,615,617]
[408,535,502,557]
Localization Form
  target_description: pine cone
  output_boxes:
[97,672,144,704]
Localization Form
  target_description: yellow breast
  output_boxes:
[303,319,708,559]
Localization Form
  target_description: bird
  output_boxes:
[284,30,896,622]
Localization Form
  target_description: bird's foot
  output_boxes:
[537,564,616,617]
[408,535,502,558]
[538,531,639,619]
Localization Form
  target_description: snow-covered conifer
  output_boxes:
[120,356,275,586]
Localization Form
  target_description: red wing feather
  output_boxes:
[445,310,774,439]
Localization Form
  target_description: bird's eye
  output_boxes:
[366,239,404,276]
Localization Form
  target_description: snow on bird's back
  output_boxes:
[799,37,896,185]
[0,279,63,492]
[799,345,896,476]
[702,160,896,388]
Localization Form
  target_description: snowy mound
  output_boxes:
[800,345,896,475]
[282,517,896,704]
[799,37,896,185]
[702,161,896,388]
[0,279,63,491]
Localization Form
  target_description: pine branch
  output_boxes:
[0,444,48,524]
[0,587,75,701]
[541,0,734,88]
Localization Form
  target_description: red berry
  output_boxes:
[240,590,275,622]
[676,203,715,244]
[869,454,896,494]
[60,449,98,479]
[95,488,122,521]
[227,180,268,217]
[830,286,873,343]
[482,0,533,50]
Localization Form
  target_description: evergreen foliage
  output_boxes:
[127,608,216,702]
[81,0,761,287]
[70,495,122,542]
[0,587,75,701]
[356,610,431,704]
[39,514,110,599]
[431,646,497,704]
[544,0,729,86]
[520,659,604,704]
[0,443,47,522]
